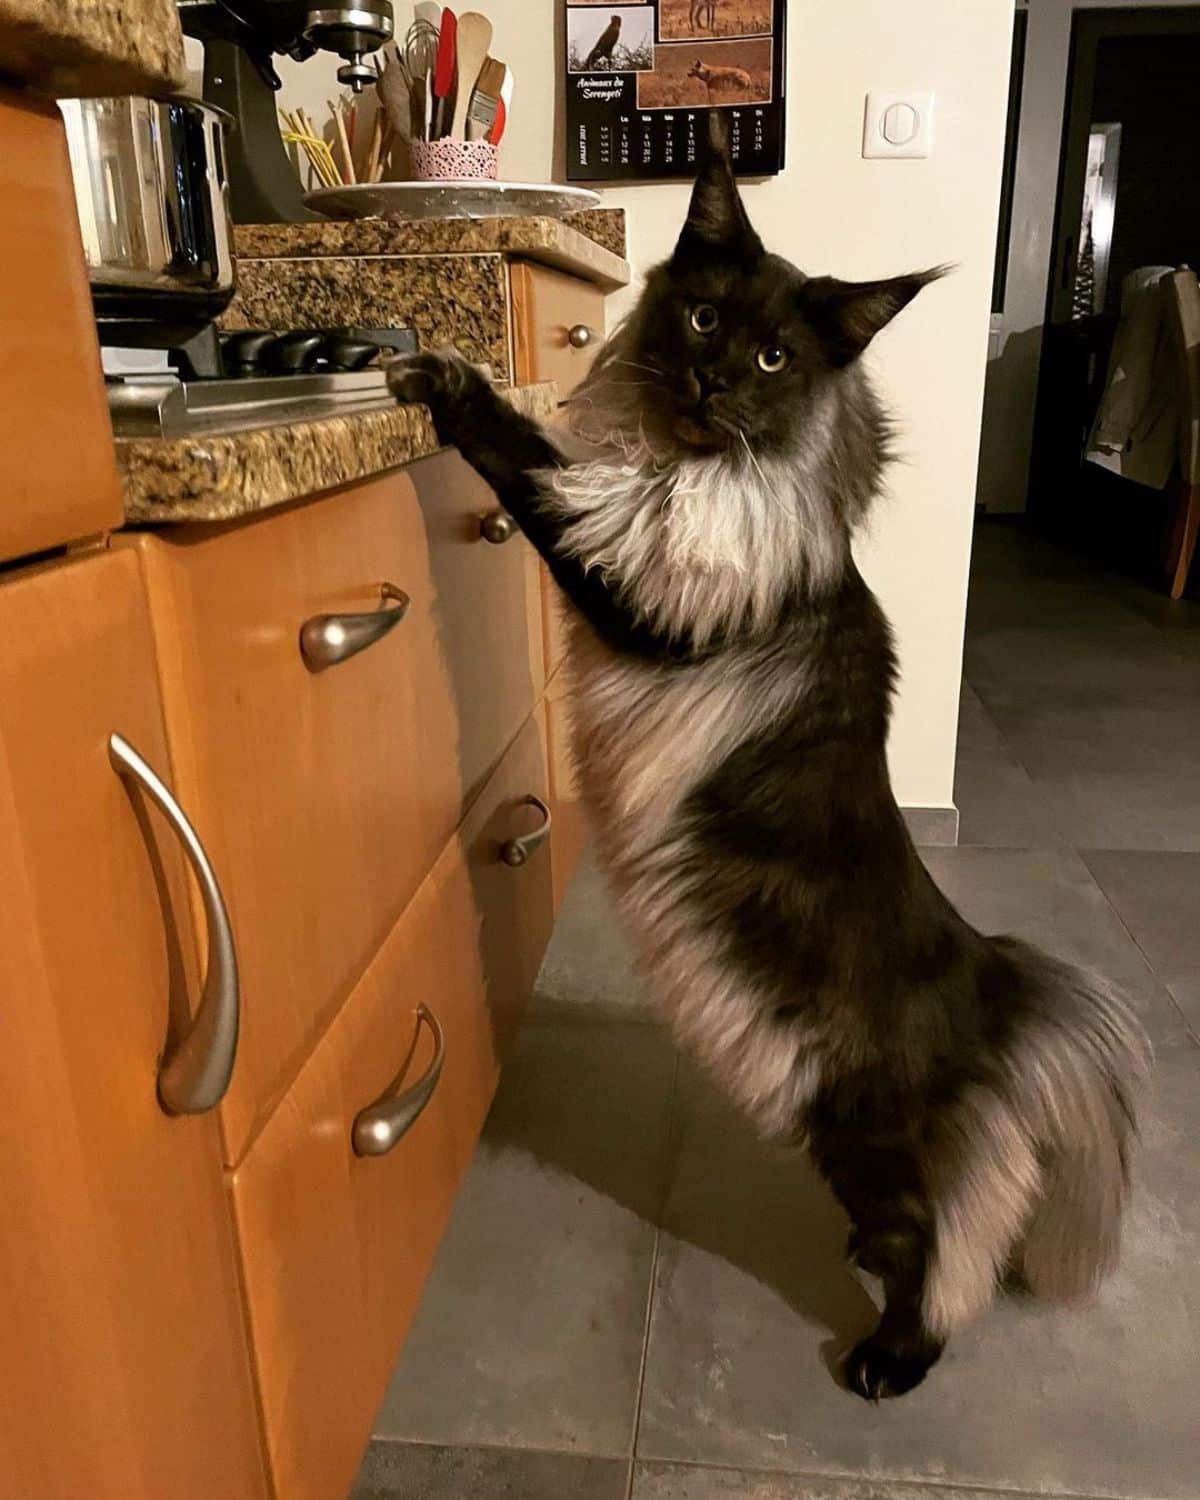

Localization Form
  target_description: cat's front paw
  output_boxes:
[386,350,479,412]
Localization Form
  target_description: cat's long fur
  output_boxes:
[388,123,1149,1399]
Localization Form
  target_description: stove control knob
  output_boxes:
[221,330,280,376]
[324,336,380,372]
[268,331,327,374]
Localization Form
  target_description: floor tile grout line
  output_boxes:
[624,1051,683,1500]
[1076,850,1200,1048]
[635,1452,1176,1500]
[365,1432,631,1465]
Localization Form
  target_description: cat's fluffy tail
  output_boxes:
[921,938,1150,1338]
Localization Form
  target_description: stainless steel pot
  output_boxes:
[59,96,236,319]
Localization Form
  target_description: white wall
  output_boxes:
[273,1,1014,815]
[978,0,1200,515]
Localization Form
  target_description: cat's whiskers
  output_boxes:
[737,427,816,538]
[612,357,666,377]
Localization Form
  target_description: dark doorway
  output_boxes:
[1028,7,1200,584]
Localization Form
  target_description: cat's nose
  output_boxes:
[694,369,730,398]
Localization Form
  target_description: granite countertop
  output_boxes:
[118,383,559,525]
[235,210,630,291]
[0,0,185,96]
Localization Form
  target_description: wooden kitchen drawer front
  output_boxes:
[231,709,554,1500]
[0,89,123,565]
[0,548,264,1500]
[132,462,540,1163]
[511,259,606,397]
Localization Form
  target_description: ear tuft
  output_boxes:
[805,265,950,366]
[672,113,763,265]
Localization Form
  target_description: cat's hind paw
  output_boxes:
[844,1335,940,1402]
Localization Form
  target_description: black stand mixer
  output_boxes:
[177,0,394,223]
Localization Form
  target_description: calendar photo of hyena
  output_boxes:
[636,37,771,108]
[657,0,771,40]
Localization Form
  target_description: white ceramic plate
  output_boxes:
[303,180,602,221]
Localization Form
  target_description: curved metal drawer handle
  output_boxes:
[109,733,239,1116]
[480,509,516,545]
[499,794,552,868]
[352,1005,445,1157]
[300,582,409,673]
[568,324,602,350]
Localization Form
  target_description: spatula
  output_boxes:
[449,11,492,139]
[432,7,457,138]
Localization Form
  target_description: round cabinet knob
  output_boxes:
[568,324,600,350]
[480,509,515,545]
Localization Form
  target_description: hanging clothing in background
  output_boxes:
[1087,265,1177,490]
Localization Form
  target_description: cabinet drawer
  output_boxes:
[231,708,553,1500]
[0,90,122,566]
[0,549,264,1500]
[511,260,606,397]
[130,455,541,1161]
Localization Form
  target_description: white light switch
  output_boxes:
[863,91,934,159]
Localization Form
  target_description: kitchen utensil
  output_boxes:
[362,104,385,182]
[280,111,342,187]
[433,7,458,139]
[303,180,601,220]
[329,97,357,183]
[376,43,410,140]
[449,12,492,139]
[403,18,440,139]
[59,95,236,319]
[466,56,504,141]
[490,66,512,146]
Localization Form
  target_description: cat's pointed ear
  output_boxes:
[672,113,763,265]
[804,266,950,366]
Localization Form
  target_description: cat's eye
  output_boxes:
[757,345,789,374]
[690,303,719,335]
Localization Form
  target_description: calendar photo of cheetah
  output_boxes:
[636,38,772,108]
[658,0,771,41]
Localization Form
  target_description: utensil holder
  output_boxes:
[411,138,499,180]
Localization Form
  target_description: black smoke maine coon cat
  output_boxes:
[388,127,1149,1401]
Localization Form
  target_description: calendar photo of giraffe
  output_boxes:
[658,0,771,40]
[636,37,772,108]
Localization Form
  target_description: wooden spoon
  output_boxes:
[450,12,492,139]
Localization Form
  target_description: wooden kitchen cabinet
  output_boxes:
[511,258,607,397]
[0,548,265,1500]
[128,451,542,1163]
[231,708,553,1500]
[0,88,123,566]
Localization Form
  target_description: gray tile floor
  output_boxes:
[353,522,1200,1500]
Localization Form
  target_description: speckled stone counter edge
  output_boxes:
[234,212,630,290]
[0,0,185,97]
[118,384,559,525]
